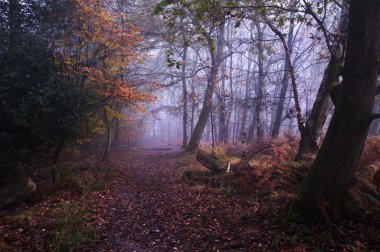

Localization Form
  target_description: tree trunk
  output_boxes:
[295,60,339,160]
[101,108,113,162]
[240,60,252,141]
[186,22,225,153]
[295,2,349,160]
[287,0,380,221]
[271,24,294,138]
[217,56,227,143]
[182,46,189,148]
[247,110,256,144]
[102,125,112,162]
[190,84,195,136]
[266,18,305,139]
[196,149,223,173]
[255,21,265,138]
[369,103,380,135]
[51,140,64,183]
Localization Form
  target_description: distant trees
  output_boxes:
[155,0,229,152]
[150,0,380,224]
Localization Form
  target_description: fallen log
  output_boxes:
[196,149,224,173]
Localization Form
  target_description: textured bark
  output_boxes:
[288,0,380,221]
[295,2,349,160]
[240,60,252,141]
[196,150,223,173]
[186,22,225,153]
[295,60,339,160]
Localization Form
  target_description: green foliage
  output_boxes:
[0,0,98,176]
[50,201,98,251]
[154,0,228,65]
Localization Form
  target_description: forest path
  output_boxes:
[95,150,273,251]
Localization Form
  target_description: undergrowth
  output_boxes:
[0,157,122,251]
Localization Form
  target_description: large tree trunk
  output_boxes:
[288,0,380,221]
[186,22,225,153]
[295,60,339,159]
[295,2,349,160]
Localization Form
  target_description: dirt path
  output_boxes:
[95,151,274,251]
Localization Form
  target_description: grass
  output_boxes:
[6,199,98,252]
[1,160,122,251]
[49,201,98,252]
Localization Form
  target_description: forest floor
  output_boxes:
[95,150,276,251]
[0,149,379,251]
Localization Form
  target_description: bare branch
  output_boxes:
[302,0,335,60]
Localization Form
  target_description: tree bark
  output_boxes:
[255,21,265,138]
[369,103,380,135]
[295,2,349,160]
[271,24,294,138]
[51,140,64,183]
[101,108,113,162]
[186,21,225,153]
[266,19,304,139]
[217,60,227,143]
[295,60,339,160]
[247,108,256,144]
[181,46,189,148]
[240,59,252,141]
[287,0,380,221]
[196,149,223,173]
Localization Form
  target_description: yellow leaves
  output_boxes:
[104,106,128,121]
[54,0,154,133]
[60,0,143,74]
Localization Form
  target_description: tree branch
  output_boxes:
[302,0,335,60]
[368,113,380,121]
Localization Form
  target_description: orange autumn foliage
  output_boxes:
[58,0,153,105]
